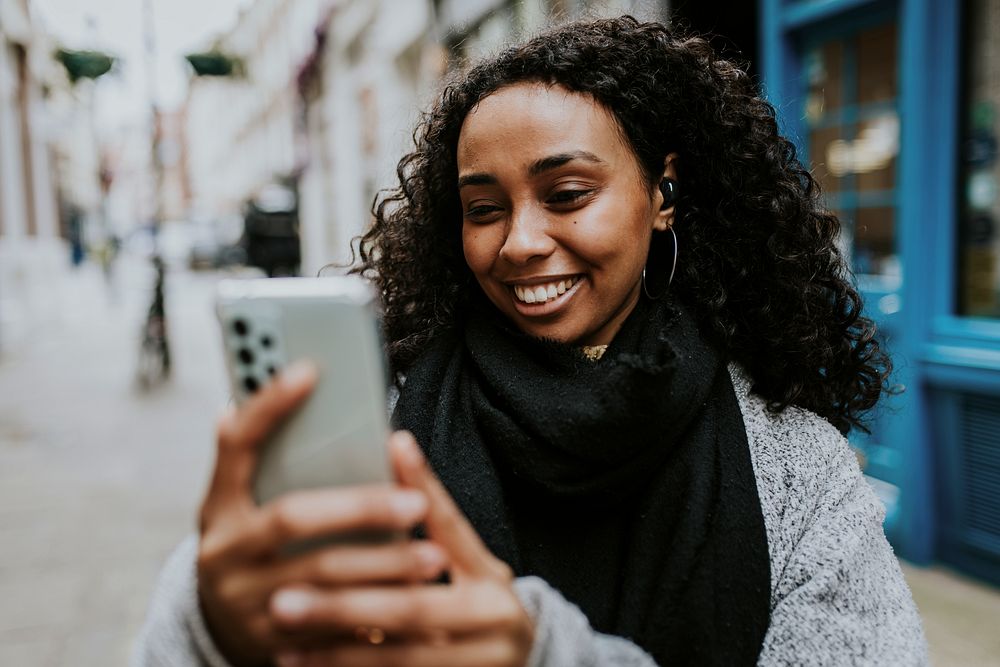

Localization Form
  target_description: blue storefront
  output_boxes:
[751,0,1000,584]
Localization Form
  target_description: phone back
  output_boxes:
[215,277,392,506]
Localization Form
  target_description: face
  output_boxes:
[457,82,675,346]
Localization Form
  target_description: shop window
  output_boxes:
[958,0,1000,318]
[804,22,899,282]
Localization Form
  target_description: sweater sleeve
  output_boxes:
[756,436,929,666]
[130,535,236,667]
[131,535,658,667]
[514,576,659,667]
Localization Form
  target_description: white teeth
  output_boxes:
[512,277,579,304]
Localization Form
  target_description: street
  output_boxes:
[0,255,998,665]
[0,255,229,664]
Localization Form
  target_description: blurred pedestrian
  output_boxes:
[135,254,170,388]
[136,16,927,667]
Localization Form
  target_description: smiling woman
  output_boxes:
[135,15,928,667]
[457,84,674,346]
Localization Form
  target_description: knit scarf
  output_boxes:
[392,295,770,665]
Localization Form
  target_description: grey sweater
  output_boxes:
[132,366,928,666]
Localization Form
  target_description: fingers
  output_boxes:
[203,540,449,622]
[207,485,430,561]
[271,580,525,638]
[389,431,508,580]
[204,361,319,515]
[267,540,449,590]
[277,635,525,667]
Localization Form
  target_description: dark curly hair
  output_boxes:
[354,15,891,434]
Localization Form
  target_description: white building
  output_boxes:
[185,0,325,222]
[296,0,440,273]
[0,0,70,348]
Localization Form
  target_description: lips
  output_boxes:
[512,276,580,305]
[504,275,585,319]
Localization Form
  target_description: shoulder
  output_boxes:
[727,363,852,479]
[727,363,863,523]
[728,365,928,664]
[726,363,880,588]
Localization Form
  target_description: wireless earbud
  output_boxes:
[659,178,678,210]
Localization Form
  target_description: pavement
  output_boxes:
[0,255,230,665]
[0,254,998,666]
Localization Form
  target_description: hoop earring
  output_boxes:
[642,227,678,301]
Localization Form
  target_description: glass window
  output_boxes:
[857,23,897,105]
[958,0,1000,317]
[804,22,899,281]
[855,207,898,277]
[809,123,847,193]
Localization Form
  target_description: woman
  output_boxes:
[136,16,927,667]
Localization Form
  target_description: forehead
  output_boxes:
[456,82,632,171]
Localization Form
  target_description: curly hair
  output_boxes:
[354,15,891,434]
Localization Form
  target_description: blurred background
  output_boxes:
[0,0,998,664]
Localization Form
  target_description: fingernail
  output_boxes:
[391,490,427,521]
[276,652,305,667]
[414,541,447,575]
[281,361,318,389]
[272,589,312,620]
[394,431,425,466]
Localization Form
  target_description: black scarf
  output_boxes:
[392,295,770,665]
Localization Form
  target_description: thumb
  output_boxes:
[390,431,510,581]
[203,361,319,516]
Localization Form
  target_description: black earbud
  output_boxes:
[659,178,678,210]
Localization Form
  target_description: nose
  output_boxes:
[498,206,556,266]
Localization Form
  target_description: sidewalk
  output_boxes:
[0,256,230,664]
[901,562,1000,666]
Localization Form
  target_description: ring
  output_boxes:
[355,626,386,645]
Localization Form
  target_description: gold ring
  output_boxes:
[355,626,386,645]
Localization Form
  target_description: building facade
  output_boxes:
[0,0,73,349]
[184,0,323,224]
[758,0,1000,586]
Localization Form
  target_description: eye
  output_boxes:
[547,189,594,207]
[464,202,504,222]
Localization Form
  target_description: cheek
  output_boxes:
[462,225,499,276]
[573,201,654,269]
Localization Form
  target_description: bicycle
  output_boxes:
[136,255,171,389]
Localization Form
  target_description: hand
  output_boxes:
[197,365,449,666]
[270,431,536,667]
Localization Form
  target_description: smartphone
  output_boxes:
[214,276,394,520]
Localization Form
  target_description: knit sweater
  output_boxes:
[131,365,928,666]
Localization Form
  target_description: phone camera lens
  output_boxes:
[238,348,254,365]
[243,376,259,393]
[233,319,249,336]
[260,335,272,348]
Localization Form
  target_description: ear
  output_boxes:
[653,152,680,232]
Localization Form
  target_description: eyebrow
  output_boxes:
[457,150,606,189]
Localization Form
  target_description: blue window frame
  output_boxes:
[761,0,962,565]
[762,0,1000,585]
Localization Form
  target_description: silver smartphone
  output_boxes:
[215,276,394,512]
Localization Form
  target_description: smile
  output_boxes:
[512,276,580,305]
